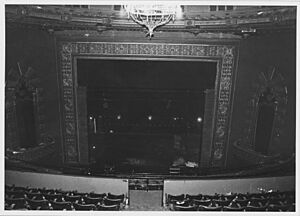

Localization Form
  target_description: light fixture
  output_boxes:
[197,117,202,123]
[117,115,121,120]
[148,115,152,121]
[257,11,264,15]
[124,4,180,38]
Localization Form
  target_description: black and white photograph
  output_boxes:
[2,0,299,214]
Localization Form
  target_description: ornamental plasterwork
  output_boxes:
[242,67,288,152]
[59,42,236,167]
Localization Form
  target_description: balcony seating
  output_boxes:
[5,184,294,211]
[167,190,295,212]
[5,184,127,211]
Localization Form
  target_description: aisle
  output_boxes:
[126,177,167,211]
[127,190,166,211]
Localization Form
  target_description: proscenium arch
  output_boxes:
[58,42,238,168]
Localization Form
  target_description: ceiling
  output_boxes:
[5,5,296,37]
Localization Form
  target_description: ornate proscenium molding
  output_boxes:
[58,42,237,167]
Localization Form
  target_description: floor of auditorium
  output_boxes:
[126,190,166,211]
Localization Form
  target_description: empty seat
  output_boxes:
[44,193,63,201]
[26,192,45,200]
[103,198,123,206]
[40,188,54,194]
[73,203,96,211]
[223,206,245,211]
[245,205,267,211]
[267,200,292,212]
[248,193,264,199]
[223,193,237,201]
[248,199,268,207]
[12,186,27,192]
[83,196,103,205]
[5,197,28,210]
[6,190,25,199]
[213,198,231,207]
[28,188,41,193]
[235,193,249,200]
[50,201,73,210]
[172,204,197,211]
[89,192,106,198]
[171,199,192,207]
[203,194,220,200]
[193,199,211,207]
[107,193,124,200]
[65,195,82,202]
[250,197,269,206]
[167,194,185,204]
[233,198,249,207]
[288,203,295,211]
[186,194,202,200]
[6,185,13,190]
[98,204,120,211]
[27,199,51,210]
[200,205,222,211]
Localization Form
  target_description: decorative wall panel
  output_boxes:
[58,42,236,167]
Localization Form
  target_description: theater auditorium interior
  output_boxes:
[3,3,298,213]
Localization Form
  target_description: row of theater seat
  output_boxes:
[5,185,127,211]
[166,190,295,211]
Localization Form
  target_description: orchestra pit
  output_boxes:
[4,3,297,213]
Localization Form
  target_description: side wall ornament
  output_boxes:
[5,62,45,150]
[243,66,288,153]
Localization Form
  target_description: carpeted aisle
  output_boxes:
[126,190,168,211]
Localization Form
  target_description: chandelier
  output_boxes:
[124,4,180,38]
